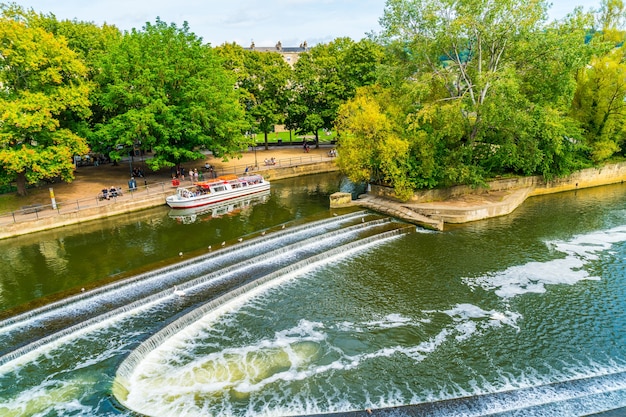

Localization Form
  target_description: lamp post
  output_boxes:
[253,134,258,168]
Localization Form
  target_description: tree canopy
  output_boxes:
[2,0,625,201]
[287,38,383,147]
[0,11,91,196]
[92,19,248,170]
[335,0,617,198]
[216,44,292,151]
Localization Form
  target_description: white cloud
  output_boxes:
[14,0,602,47]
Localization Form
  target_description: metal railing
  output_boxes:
[210,154,334,176]
[0,181,171,226]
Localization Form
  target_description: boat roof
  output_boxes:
[194,174,263,189]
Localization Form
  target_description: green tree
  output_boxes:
[3,4,123,149]
[337,0,594,196]
[287,47,338,148]
[240,49,291,151]
[0,14,91,196]
[287,37,383,147]
[570,0,626,162]
[336,86,418,199]
[572,48,626,161]
[92,19,248,172]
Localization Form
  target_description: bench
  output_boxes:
[98,187,124,201]
[21,204,43,214]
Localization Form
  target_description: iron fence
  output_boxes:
[0,181,171,226]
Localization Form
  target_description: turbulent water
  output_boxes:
[0,175,624,417]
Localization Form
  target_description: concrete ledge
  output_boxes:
[330,192,353,208]
[409,187,533,224]
[355,195,444,231]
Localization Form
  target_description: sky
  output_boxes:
[14,0,603,47]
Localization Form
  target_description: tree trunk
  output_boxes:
[315,130,320,149]
[264,132,269,150]
[16,172,27,197]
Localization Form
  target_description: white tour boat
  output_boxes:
[166,174,270,209]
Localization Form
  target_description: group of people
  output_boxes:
[100,186,122,200]
[132,167,144,178]
[172,167,206,183]
[264,157,276,166]
[328,148,337,157]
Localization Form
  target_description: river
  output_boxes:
[0,173,624,416]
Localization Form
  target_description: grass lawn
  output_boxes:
[254,129,337,144]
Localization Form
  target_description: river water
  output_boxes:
[0,173,624,417]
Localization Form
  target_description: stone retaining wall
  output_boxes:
[259,161,338,181]
[370,162,626,202]
[0,194,170,240]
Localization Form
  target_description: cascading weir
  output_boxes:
[112,226,411,416]
[0,211,378,367]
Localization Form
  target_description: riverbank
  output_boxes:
[0,146,339,239]
[2,149,625,238]
[341,162,626,231]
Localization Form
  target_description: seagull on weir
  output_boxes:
[221,241,226,247]
[173,286,186,297]
[238,238,243,242]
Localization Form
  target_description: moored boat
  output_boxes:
[168,190,270,224]
[166,174,270,209]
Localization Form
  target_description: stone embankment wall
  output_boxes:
[259,161,338,181]
[364,162,626,227]
[371,162,626,203]
[0,194,169,240]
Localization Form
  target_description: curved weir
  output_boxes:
[0,212,371,352]
[113,227,410,412]
[298,371,626,417]
[0,213,407,368]
[0,210,369,335]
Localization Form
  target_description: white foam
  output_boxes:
[465,225,626,299]
[336,313,416,332]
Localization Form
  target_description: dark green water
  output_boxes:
[0,174,625,416]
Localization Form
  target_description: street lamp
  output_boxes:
[253,134,258,167]
[128,150,133,178]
